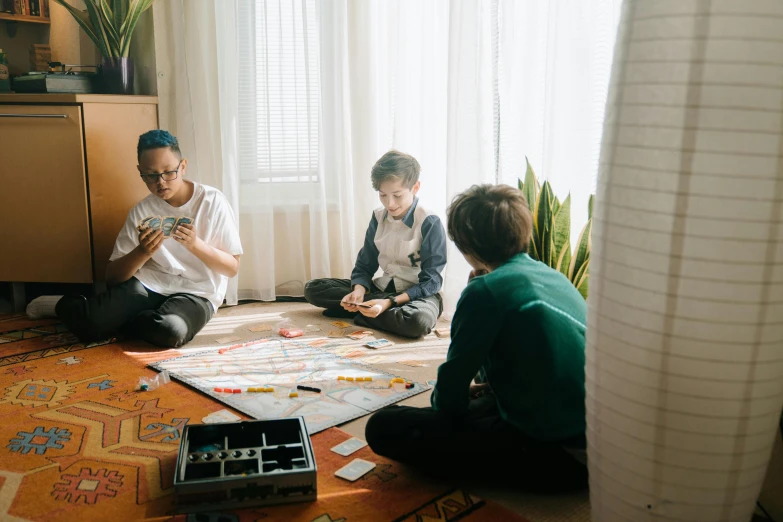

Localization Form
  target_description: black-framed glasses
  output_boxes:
[140,161,182,184]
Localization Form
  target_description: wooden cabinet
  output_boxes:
[0,94,158,283]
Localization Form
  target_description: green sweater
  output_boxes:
[431,253,587,442]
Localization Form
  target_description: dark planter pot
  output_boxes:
[100,56,135,95]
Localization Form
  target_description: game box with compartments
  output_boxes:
[174,417,317,512]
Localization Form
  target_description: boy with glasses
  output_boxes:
[51,130,243,347]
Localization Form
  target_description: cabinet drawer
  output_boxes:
[0,105,92,283]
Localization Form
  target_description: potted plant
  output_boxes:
[52,0,155,94]
[518,158,593,299]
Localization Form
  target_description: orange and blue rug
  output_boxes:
[0,313,528,521]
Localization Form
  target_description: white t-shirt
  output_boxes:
[110,182,243,311]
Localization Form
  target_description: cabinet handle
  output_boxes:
[0,114,69,119]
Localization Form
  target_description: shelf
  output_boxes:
[0,12,50,24]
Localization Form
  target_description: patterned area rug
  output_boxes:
[0,314,528,522]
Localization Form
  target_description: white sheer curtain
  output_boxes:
[153,0,619,313]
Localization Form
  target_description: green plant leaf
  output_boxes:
[588,194,594,220]
[553,193,571,265]
[82,0,115,56]
[52,0,109,56]
[556,242,571,278]
[573,257,590,300]
[537,181,555,268]
[95,0,122,56]
[120,0,155,56]
[111,0,127,32]
[522,157,540,214]
[569,217,592,281]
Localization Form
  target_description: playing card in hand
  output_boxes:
[161,216,177,237]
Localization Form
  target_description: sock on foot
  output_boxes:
[26,295,65,319]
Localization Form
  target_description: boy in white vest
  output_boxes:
[304,150,447,338]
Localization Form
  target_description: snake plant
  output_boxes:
[519,158,592,299]
[52,0,154,58]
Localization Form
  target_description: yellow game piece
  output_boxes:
[289,391,299,398]
[337,376,345,380]
[346,377,354,381]
[391,378,405,383]
[248,387,257,392]
[265,387,274,392]
[365,377,373,382]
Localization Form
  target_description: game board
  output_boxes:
[149,339,431,434]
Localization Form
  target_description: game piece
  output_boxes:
[248,387,257,392]
[297,385,321,393]
[331,437,368,457]
[330,321,351,328]
[405,383,414,389]
[214,387,224,392]
[346,377,354,381]
[334,458,376,482]
[175,216,193,228]
[249,324,273,332]
[289,391,299,398]
[327,329,344,338]
[232,389,241,394]
[279,327,304,338]
[366,338,394,349]
[390,378,405,383]
[337,376,345,380]
[347,330,373,340]
[263,387,274,392]
[364,377,372,382]
[216,335,242,344]
[434,327,450,338]
[175,418,316,511]
[139,383,149,391]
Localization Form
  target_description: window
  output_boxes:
[238,0,320,183]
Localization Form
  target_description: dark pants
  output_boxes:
[365,394,588,493]
[303,278,442,338]
[56,277,214,348]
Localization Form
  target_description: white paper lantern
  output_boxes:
[586,0,783,520]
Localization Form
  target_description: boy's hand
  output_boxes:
[357,299,392,318]
[138,229,164,256]
[469,382,491,399]
[468,268,488,283]
[341,288,366,312]
[173,223,200,251]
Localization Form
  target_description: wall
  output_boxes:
[129,7,156,95]
[0,23,48,76]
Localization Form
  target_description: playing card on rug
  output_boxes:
[305,324,322,332]
[347,330,372,340]
[215,335,241,344]
[331,321,351,328]
[327,329,344,338]
[366,338,394,349]
[335,458,376,481]
[161,216,178,236]
[202,409,242,424]
[331,437,368,457]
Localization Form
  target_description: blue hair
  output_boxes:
[137,130,182,160]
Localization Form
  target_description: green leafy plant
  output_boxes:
[52,0,155,58]
[518,158,592,299]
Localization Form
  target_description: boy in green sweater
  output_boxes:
[365,184,588,492]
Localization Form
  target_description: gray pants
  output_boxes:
[56,277,213,348]
[304,278,442,338]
